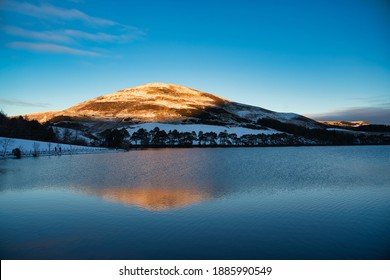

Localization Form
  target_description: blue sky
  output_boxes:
[1,0,389,124]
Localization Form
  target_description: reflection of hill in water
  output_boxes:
[85,186,210,211]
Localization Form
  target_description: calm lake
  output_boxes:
[1,146,389,260]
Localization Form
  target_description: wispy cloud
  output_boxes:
[2,26,72,43]
[1,1,144,57]
[7,41,101,56]
[0,98,52,108]
[2,0,116,26]
[352,95,390,107]
[308,107,390,125]
[2,26,142,44]
[63,28,143,43]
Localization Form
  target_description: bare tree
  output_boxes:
[63,128,72,143]
[47,142,52,155]
[32,142,40,157]
[74,130,79,143]
[0,138,14,157]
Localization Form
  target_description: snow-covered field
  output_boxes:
[126,122,280,136]
[53,127,94,143]
[0,137,111,159]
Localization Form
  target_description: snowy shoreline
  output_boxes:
[0,137,117,159]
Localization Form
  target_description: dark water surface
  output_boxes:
[1,146,389,259]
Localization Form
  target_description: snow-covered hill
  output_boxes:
[26,83,228,122]
[25,82,324,132]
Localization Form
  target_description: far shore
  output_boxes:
[1,136,389,160]
[0,136,120,160]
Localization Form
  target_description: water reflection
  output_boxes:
[83,186,210,211]
[1,146,390,259]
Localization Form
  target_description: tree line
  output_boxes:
[100,126,303,148]
[99,125,390,149]
[0,111,56,142]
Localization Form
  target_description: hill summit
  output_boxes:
[26,82,320,129]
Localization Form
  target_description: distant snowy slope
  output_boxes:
[224,102,322,129]
[318,120,370,127]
